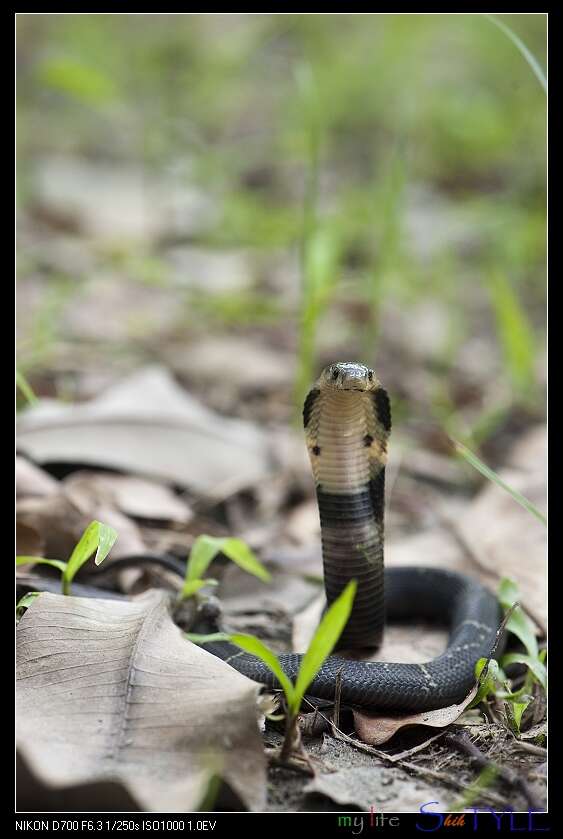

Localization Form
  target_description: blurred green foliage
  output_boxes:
[17,14,546,438]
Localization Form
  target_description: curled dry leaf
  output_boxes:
[16,590,266,812]
[352,686,478,747]
[17,366,275,499]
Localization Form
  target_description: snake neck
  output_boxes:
[304,378,391,649]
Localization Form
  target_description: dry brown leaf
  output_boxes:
[33,155,217,242]
[303,736,452,812]
[165,336,294,392]
[16,520,45,557]
[456,425,546,625]
[16,590,266,812]
[16,456,59,498]
[17,366,275,498]
[352,687,477,746]
[62,470,192,524]
[16,492,148,561]
[219,562,320,618]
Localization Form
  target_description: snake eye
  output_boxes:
[368,371,373,381]
[332,368,339,381]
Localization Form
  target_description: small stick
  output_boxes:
[444,729,543,811]
[511,740,547,758]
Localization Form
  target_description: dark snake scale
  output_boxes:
[201,362,502,712]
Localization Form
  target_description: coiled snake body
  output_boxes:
[202,363,501,712]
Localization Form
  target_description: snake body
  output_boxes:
[201,362,502,712]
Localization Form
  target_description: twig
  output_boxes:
[443,729,543,811]
[510,740,547,758]
[333,668,343,731]
[301,699,508,807]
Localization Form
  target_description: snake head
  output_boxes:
[320,362,378,392]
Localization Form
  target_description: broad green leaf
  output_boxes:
[292,580,357,715]
[186,536,222,582]
[453,441,546,526]
[219,539,271,583]
[186,536,270,584]
[16,556,67,574]
[94,522,119,567]
[498,578,539,658]
[230,634,295,708]
[180,578,218,599]
[505,696,533,736]
[501,652,547,692]
[63,521,118,594]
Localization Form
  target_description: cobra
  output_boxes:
[201,362,502,712]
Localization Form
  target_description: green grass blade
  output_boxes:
[498,577,539,658]
[451,764,499,812]
[291,580,357,716]
[16,556,67,573]
[487,270,536,396]
[230,633,295,708]
[16,370,38,405]
[185,632,232,644]
[484,14,547,95]
[452,440,546,526]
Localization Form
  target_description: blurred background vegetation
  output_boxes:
[16,13,546,463]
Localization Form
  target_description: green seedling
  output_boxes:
[230,580,357,760]
[16,520,118,596]
[469,578,546,735]
[179,535,271,602]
